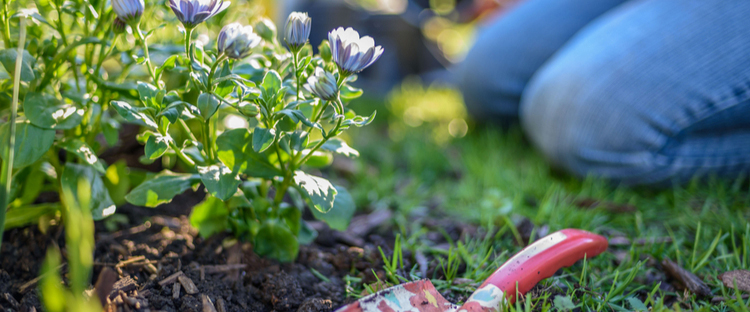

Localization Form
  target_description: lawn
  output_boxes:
[341,80,750,311]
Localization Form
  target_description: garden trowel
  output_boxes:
[335,228,608,312]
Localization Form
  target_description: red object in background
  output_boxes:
[335,228,608,312]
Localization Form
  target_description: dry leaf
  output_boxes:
[718,270,750,292]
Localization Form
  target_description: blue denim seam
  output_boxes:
[654,82,750,167]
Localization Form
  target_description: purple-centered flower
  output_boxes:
[217,23,262,59]
[304,67,338,101]
[168,0,230,30]
[284,12,311,51]
[328,27,383,75]
[111,0,144,25]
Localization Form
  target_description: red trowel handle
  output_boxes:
[458,229,607,311]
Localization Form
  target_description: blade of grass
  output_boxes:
[0,17,27,251]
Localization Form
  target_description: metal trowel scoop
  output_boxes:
[335,229,608,312]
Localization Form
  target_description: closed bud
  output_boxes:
[111,0,144,26]
[284,12,311,52]
[304,67,338,101]
[217,23,262,59]
[238,101,260,117]
[254,17,277,42]
[112,17,127,35]
[318,40,332,62]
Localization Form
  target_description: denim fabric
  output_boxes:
[458,0,750,185]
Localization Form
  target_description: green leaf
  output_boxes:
[216,128,281,179]
[0,49,35,81]
[340,84,363,100]
[252,127,276,153]
[155,54,179,80]
[198,164,241,201]
[125,170,200,207]
[293,171,337,213]
[342,110,376,128]
[254,219,299,262]
[102,160,130,206]
[289,130,309,152]
[58,138,106,173]
[189,195,229,238]
[41,249,65,312]
[298,221,318,245]
[311,185,355,231]
[4,203,59,230]
[110,100,158,129]
[276,109,321,131]
[23,92,84,129]
[102,118,121,146]
[553,295,576,311]
[261,70,282,94]
[137,81,162,109]
[626,297,648,311]
[279,203,301,235]
[144,134,171,160]
[61,163,116,220]
[319,138,359,157]
[159,101,200,123]
[197,93,220,120]
[0,121,55,169]
[213,61,234,97]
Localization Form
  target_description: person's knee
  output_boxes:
[520,57,668,185]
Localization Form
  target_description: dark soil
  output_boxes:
[0,187,414,312]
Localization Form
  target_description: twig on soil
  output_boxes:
[216,298,227,312]
[158,271,185,287]
[18,263,66,293]
[661,258,712,297]
[201,264,248,274]
[202,294,218,312]
[347,209,392,237]
[711,294,750,303]
[172,282,181,299]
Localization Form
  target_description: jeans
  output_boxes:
[457,0,750,185]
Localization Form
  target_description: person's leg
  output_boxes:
[456,0,629,123]
[521,0,750,185]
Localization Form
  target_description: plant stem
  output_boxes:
[169,141,196,167]
[1,0,10,47]
[94,35,118,77]
[292,50,301,101]
[134,25,157,84]
[297,98,344,166]
[207,55,226,90]
[0,18,26,252]
[178,119,200,145]
[185,28,194,76]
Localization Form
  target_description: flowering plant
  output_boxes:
[0,0,380,262]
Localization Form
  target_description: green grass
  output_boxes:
[339,81,750,311]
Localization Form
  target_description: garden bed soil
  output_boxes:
[0,187,477,312]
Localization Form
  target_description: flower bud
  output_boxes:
[112,17,127,35]
[284,12,311,52]
[217,23,262,60]
[304,67,338,101]
[328,27,383,75]
[318,40,332,63]
[111,0,144,26]
[168,0,230,30]
[254,17,277,42]
[238,101,259,117]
